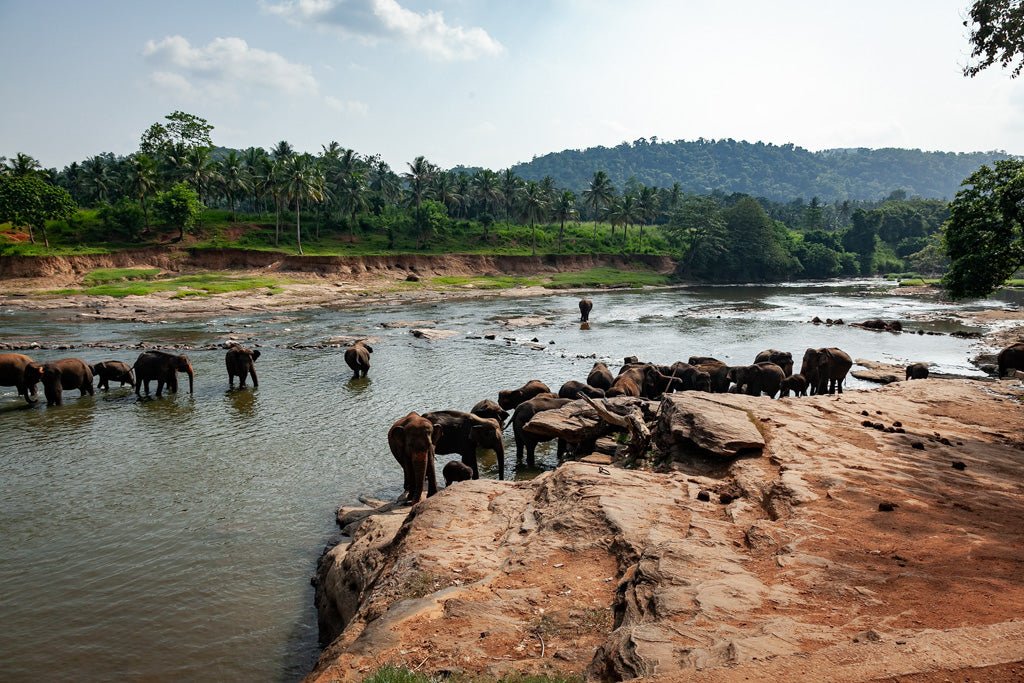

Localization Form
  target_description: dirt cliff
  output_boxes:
[309,379,1024,682]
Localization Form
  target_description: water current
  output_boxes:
[0,280,1016,681]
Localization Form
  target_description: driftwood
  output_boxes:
[582,395,651,462]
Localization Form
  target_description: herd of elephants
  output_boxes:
[3,297,1024,506]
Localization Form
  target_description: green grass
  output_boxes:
[82,268,163,285]
[546,267,672,288]
[430,275,544,289]
[897,278,941,286]
[61,273,290,298]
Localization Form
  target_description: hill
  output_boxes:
[511,138,1014,201]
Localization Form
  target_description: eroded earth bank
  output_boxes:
[310,380,1024,682]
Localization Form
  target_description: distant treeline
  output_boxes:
[509,138,1013,202]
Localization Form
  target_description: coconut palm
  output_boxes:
[582,170,615,240]
[217,151,250,222]
[337,170,368,238]
[403,156,435,211]
[521,181,548,256]
[431,171,463,217]
[606,193,640,250]
[5,153,41,177]
[473,169,503,239]
[126,154,159,232]
[369,159,401,212]
[500,169,522,221]
[82,156,112,205]
[636,185,661,253]
[182,147,218,204]
[270,141,296,245]
[283,154,325,255]
[552,190,577,253]
[242,147,270,215]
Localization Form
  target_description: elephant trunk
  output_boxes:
[185,364,194,394]
[495,443,505,481]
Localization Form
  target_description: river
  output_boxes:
[0,280,1014,681]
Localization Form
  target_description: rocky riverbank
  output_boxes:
[309,379,1024,682]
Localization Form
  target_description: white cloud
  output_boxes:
[143,35,318,97]
[324,95,369,115]
[264,0,503,61]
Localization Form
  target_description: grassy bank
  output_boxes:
[46,269,290,298]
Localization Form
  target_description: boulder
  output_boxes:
[655,393,765,457]
[522,396,657,444]
[410,328,458,340]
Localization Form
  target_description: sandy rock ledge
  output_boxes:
[308,379,1024,682]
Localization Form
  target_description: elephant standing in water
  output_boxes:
[512,396,572,468]
[225,345,260,388]
[344,341,372,379]
[497,380,552,410]
[134,350,194,397]
[997,343,1024,378]
[423,410,505,480]
[91,361,135,391]
[388,412,440,504]
[0,353,40,403]
[799,347,853,395]
[24,358,94,406]
[579,298,593,322]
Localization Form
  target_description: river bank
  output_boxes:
[310,379,1024,682]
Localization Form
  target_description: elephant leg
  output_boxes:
[426,453,438,497]
[156,378,165,398]
[461,452,480,480]
[526,441,537,469]
[556,438,566,460]
[249,368,258,388]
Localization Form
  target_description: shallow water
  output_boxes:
[0,281,1012,681]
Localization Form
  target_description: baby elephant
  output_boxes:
[344,341,373,379]
[905,362,929,380]
[225,345,260,388]
[91,360,135,391]
[779,373,808,397]
[442,460,474,486]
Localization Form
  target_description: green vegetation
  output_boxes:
[943,158,1024,299]
[3,109,1019,292]
[546,267,670,288]
[58,271,287,298]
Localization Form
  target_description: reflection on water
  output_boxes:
[0,281,1015,681]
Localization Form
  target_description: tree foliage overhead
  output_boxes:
[963,0,1024,78]
[511,138,1012,201]
[943,158,1024,298]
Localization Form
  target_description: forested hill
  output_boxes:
[510,138,1013,201]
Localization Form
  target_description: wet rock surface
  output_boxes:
[308,379,1024,682]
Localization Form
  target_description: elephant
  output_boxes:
[497,380,552,410]
[442,460,473,487]
[344,341,372,379]
[587,362,614,390]
[512,396,572,468]
[133,350,194,397]
[754,349,793,376]
[423,410,505,480]
[607,364,649,397]
[645,364,711,398]
[579,298,593,322]
[0,353,40,403]
[997,343,1024,378]
[726,362,785,398]
[225,345,260,388]
[860,319,903,332]
[91,361,135,391]
[388,412,439,504]
[779,373,808,397]
[688,357,733,393]
[799,347,853,395]
[470,399,509,429]
[905,362,930,380]
[24,358,94,406]
[558,380,606,400]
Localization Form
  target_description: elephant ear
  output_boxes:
[364,344,373,354]
[430,423,442,446]
[470,423,496,445]
[251,350,261,361]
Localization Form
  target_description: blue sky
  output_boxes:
[1,0,1021,172]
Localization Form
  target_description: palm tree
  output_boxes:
[5,153,41,176]
[636,185,660,253]
[242,147,270,215]
[607,194,640,250]
[500,169,522,221]
[182,147,217,204]
[472,169,502,239]
[126,154,159,232]
[270,141,296,246]
[337,170,368,238]
[218,151,250,221]
[552,190,577,253]
[369,159,401,212]
[403,156,435,211]
[284,154,325,255]
[431,171,463,217]
[83,156,112,205]
[521,181,548,256]
[582,170,614,241]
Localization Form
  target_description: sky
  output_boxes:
[1,0,1022,172]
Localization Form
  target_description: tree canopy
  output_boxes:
[943,158,1024,298]
[963,0,1024,78]
[0,173,76,247]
